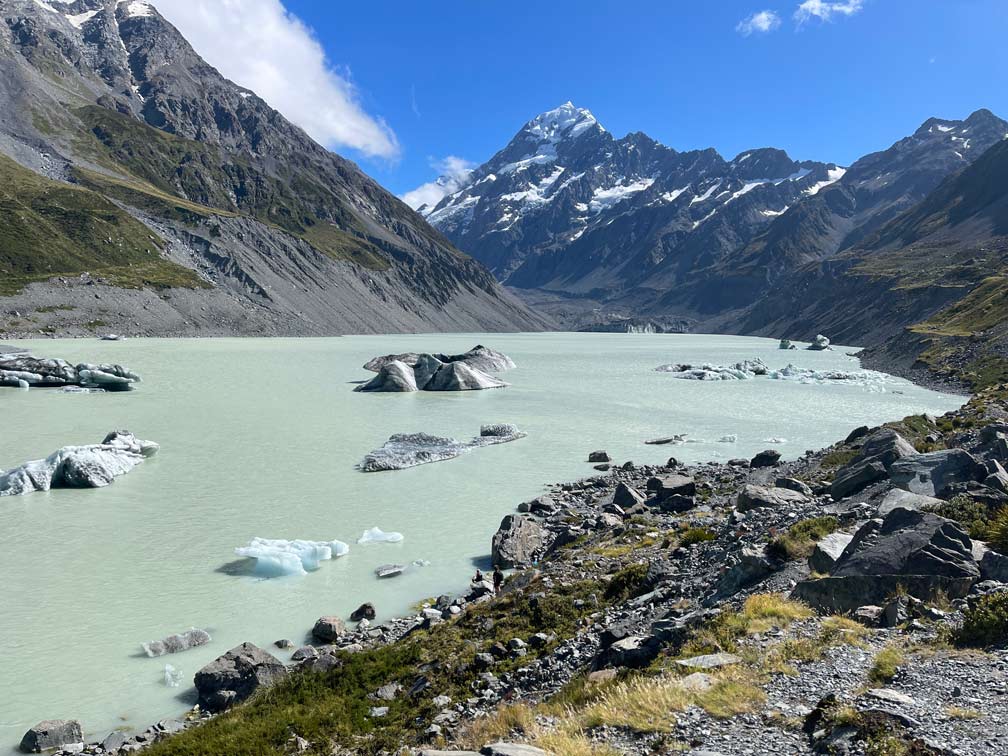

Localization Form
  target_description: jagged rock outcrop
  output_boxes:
[793,506,979,611]
[889,449,989,497]
[831,429,919,500]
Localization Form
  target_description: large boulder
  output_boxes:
[593,635,662,670]
[713,547,776,598]
[312,616,347,642]
[355,360,419,392]
[491,515,552,569]
[889,449,988,497]
[194,642,288,712]
[736,484,808,512]
[19,720,83,753]
[809,532,854,574]
[750,449,782,468]
[652,474,696,499]
[792,507,979,611]
[612,482,645,509]
[877,488,943,517]
[830,429,918,499]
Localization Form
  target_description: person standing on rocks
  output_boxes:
[493,565,504,595]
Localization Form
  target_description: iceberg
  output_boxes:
[358,424,527,472]
[163,664,182,688]
[718,434,738,443]
[234,537,350,576]
[768,364,894,390]
[142,628,211,657]
[654,358,768,381]
[0,352,140,391]
[0,431,158,496]
[356,346,513,393]
[357,527,404,544]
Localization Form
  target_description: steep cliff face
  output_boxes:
[0,0,549,336]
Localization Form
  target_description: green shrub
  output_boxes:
[924,495,999,540]
[604,563,649,601]
[988,507,1008,555]
[867,646,904,683]
[679,527,716,547]
[767,516,839,561]
[956,592,1008,647]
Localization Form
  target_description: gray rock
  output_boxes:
[809,532,854,574]
[480,745,550,756]
[194,642,287,712]
[877,488,943,516]
[612,482,644,509]
[889,449,988,497]
[750,449,782,468]
[831,459,887,500]
[976,543,1008,582]
[736,484,808,512]
[350,603,376,622]
[312,616,347,642]
[714,547,775,597]
[491,515,552,569]
[793,506,979,611]
[595,635,662,669]
[776,477,813,495]
[19,720,83,753]
[653,473,696,499]
[674,652,742,670]
[588,450,612,463]
[100,731,129,752]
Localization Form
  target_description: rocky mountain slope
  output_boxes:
[423,103,1006,339]
[0,0,548,336]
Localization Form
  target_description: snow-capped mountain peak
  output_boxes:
[523,101,603,143]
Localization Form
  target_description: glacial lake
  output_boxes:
[0,333,964,750]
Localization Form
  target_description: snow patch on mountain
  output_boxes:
[804,166,847,196]
[589,178,655,213]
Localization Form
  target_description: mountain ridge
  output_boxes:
[0,0,549,336]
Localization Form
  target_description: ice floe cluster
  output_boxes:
[234,537,350,576]
[141,628,211,658]
[355,345,514,392]
[0,430,159,496]
[0,352,141,391]
[655,358,897,390]
[358,424,527,472]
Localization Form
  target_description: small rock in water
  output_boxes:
[375,564,405,579]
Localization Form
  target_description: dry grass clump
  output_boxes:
[868,645,906,684]
[578,670,765,732]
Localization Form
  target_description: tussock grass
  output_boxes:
[459,704,536,748]
[679,527,716,546]
[767,516,839,561]
[578,670,765,732]
[679,594,812,657]
[868,646,905,684]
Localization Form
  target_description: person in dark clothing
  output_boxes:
[492,565,504,595]
[472,568,484,584]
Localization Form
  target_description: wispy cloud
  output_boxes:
[401,156,476,211]
[154,0,399,159]
[736,10,781,36]
[410,84,421,118]
[794,0,864,25]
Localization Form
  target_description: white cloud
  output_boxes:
[152,0,399,158]
[736,10,781,36]
[401,156,476,211]
[794,0,864,25]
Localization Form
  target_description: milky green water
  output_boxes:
[0,333,963,750]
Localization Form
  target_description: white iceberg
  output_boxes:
[654,359,768,381]
[357,527,404,545]
[0,431,158,496]
[764,437,788,444]
[163,664,182,687]
[142,627,211,657]
[717,434,738,443]
[768,364,894,390]
[234,537,350,576]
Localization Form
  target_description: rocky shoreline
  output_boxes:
[21,373,1008,756]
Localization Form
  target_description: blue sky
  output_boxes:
[215,0,1008,199]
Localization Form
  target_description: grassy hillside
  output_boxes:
[0,153,206,295]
